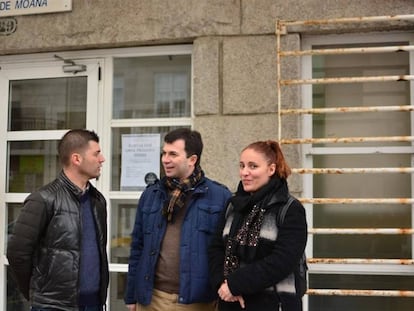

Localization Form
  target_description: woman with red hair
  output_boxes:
[209,140,307,311]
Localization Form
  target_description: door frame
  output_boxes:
[0,57,103,310]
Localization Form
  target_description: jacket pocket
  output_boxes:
[142,207,162,234]
[197,204,222,233]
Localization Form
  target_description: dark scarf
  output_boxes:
[224,177,282,277]
[162,164,204,222]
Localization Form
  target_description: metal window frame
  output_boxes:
[276,15,414,299]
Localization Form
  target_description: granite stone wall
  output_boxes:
[1,0,413,191]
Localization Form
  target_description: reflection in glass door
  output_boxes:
[8,77,87,193]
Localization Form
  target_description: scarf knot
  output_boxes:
[162,165,204,222]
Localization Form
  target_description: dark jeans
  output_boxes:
[31,306,103,311]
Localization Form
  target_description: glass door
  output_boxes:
[107,53,192,310]
[0,59,102,311]
[0,45,193,311]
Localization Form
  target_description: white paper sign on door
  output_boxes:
[120,133,160,190]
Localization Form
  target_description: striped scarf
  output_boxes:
[163,165,204,222]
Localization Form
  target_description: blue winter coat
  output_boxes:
[124,176,232,306]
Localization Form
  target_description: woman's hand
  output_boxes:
[126,304,136,311]
[218,280,245,309]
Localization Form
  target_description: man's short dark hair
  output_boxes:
[164,128,203,165]
[58,129,100,166]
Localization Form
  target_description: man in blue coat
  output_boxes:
[125,128,232,311]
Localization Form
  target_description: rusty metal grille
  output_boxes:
[276,14,414,299]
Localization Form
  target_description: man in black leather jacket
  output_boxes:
[7,129,109,311]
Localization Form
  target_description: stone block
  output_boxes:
[193,37,220,115]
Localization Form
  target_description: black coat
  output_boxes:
[208,178,307,310]
[7,171,109,310]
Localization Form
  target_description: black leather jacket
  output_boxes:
[7,171,109,310]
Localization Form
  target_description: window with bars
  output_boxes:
[276,15,414,311]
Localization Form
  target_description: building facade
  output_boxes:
[1,1,414,310]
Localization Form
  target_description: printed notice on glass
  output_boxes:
[120,133,160,191]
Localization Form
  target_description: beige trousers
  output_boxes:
[136,289,217,311]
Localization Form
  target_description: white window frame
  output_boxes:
[0,44,193,311]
